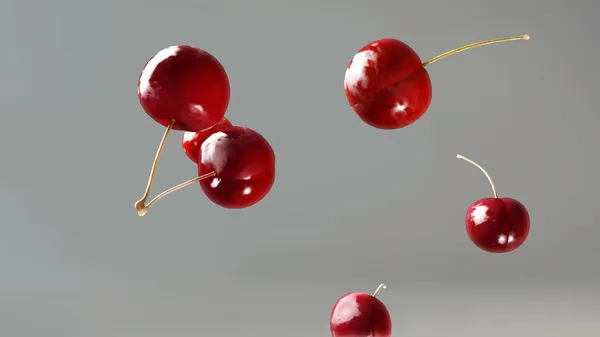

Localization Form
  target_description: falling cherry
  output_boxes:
[457,154,530,253]
[330,283,392,337]
[197,126,276,209]
[344,34,530,129]
[135,126,276,216]
[138,45,230,132]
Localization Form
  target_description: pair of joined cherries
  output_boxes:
[134,45,276,216]
[133,34,530,255]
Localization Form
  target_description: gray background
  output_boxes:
[1,0,599,336]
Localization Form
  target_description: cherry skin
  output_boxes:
[138,45,230,132]
[457,154,530,253]
[345,39,432,130]
[181,117,233,164]
[330,284,392,337]
[198,126,276,209]
[344,35,530,129]
[466,197,530,253]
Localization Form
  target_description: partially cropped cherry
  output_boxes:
[344,34,530,129]
[136,126,276,214]
[330,283,392,337]
[457,154,530,253]
[182,116,233,164]
[134,45,230,216]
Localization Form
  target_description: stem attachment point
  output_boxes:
[456,154,498,198]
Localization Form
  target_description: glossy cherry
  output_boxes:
[344,34,530,129]
[198,126,276,209]
[138,45,230,132]
[457,154,530,253]
[330,283,392,337]
[135,126,276,215]
[182,116,233,164]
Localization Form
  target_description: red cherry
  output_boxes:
[344,34,530,129]
[198,126,276,209]
[182,117,233,164]
[330,283,392,337]
[138,45,230,132]
[345,39,431,129]
[134,126,275,215]
[457,154,530,253]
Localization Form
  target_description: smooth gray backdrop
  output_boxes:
[1,0,599,336]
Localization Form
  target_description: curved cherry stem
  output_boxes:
[457,154,498,198]
[372,283,387,298]
[134,119,175,215]
[422,34,530,67]
[136,172,216,216]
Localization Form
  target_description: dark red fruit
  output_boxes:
[344,39,432,130]
[138,45,230,132]
[457,154,530,253]
[197,126,275,209]
[466,197,530,253]
[330,284,391,337]
[182,117,233,164]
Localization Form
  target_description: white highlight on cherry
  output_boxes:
[201,131,228,173]
[471,204,489,225]
[138,45,179,98]
[391,101,408,116]
[190,103,208,118]
[497,233,515,245]
[344,48,378,94]
[210,177,221,188]
[182,131,196,143]
[331,295,361,325]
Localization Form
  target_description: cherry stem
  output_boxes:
[456,154,498,198]
[421,34,530,67]
[134,119,175,215]
[136,172,216,216]
[372,283,387,298]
